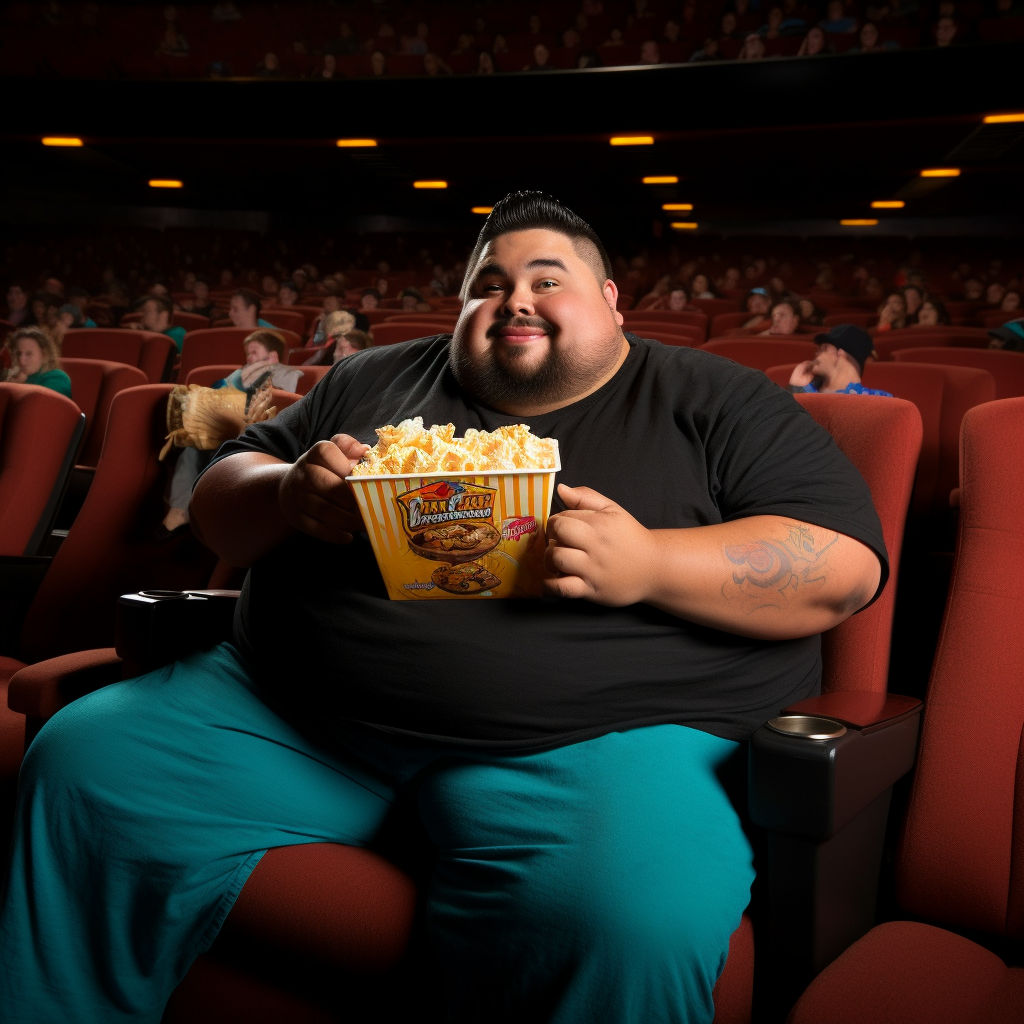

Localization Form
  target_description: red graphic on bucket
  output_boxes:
[502,516,538,542]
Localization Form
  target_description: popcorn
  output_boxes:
[351,416,558,476]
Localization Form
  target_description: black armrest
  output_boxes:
[115,589,240,677]
[748,690,923,1017]
[0,555,52,657]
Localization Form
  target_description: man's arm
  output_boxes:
[190,434,369,567]
[543,484,881,641]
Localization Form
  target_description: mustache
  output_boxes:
[486,315,557,340]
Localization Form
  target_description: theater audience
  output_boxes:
[229,289,275,330]
[276,281,299,306]
[690,273,715,298]
[819,0,858,32]
[66,287,97,327]
[988,319,1024,351]
[914,298,951,326]
[1002,290,1021,313]
[788,325,893,395]
[875,290,908,330]
[738,33,766,58]
[3,283,31,326]
[798,25,827,53]
[901,284,924,321]
[3,326,72,398]
[741,287,773,328]
[332,326,374,361]
[759,299,802,334]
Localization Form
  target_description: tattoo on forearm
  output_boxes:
[722,523,839,614]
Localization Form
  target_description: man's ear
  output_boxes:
[603,279,624,327]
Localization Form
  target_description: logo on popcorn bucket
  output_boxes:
[397,480,496,532]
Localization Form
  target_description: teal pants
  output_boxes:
[0,644,754,1023]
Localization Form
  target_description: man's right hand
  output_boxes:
[789,360,816,387]
[277,434,370,544]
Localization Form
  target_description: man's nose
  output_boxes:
[502,282,535,317]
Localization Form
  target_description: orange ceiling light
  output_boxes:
[662,203,693,211]
[149,180,183,188]
[841,219,879,226]
[920,168,960,178]
[610,135,654,145]
[471,206,493,214]
[670,222,698,230]
[42,136,83,146]
[643,175,678,184]
[336,138,378,147]
[414,180,448,189]
[871,201,905,209]
[983,113,1024,124]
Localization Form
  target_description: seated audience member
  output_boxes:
[875,290,908,331]
[359,288,380,311]
[306,309,356,359]
[276,281,299,307]
[325,22,358,56]
[105,280,132,326]
[988,319,1024,352]
[42,277,64,298]
[159,329,302,539]
[254,52,281,77]
[57,304,86,331]
[0,192,887,1024]
[913,298,950,326]
[644,283,691,312]
[129,294,187,353]
[66,287,97,327]
[689,36,721,60]
[370,50,387,76]
[1002,290,1021,314]
[424,52,453,76]
[400,288,430,312]
[741,287,773,328]
[639,39,662,63]
[332,327,374,362]
[798,298,826,326]
[315,55,339,79]
[4,283,31,326]
[604,27,627,45]
[477,51,495,73]
[156,23,189,56]
[260,275,279,298]
[181,277,217,319]
[759,7,785,37]
[962,277,984,301]
[30,292,62,343]
[759,299,802,335]
[526,43,551,69]
[934,15,958,45]
[738,33,766,57]
[690,273,716,298]
[229,289,276,330]
[578,49,604,68]
[3,326,72,398]
[819,0,858,32]
[719,11,741,39]
[637,274,673,309]
[985,281,1007,306]
[789,324,893,395]
[901,284,924,322]
[798,25,828,53]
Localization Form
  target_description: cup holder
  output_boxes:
[766,715,847,740]
[138,590,188,601]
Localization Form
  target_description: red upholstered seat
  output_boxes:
[701,338,817,371]
[61,328,175,384]
[61,358,148,467]
[624,321,705,345]
[261,309,307,336]
[789,397,1024,1024]
[893,347,1024,400]
[0,383,84,558]
[691,299,742,319]
[370,321,451,346]
[873,330,991,360]
[823,312,876,329]
[710,312,756,336]
[622,309,709,334]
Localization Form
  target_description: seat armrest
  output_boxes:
[115,589,240,676]
[8,648,122,721]
[749,691,922,840]
[0,555,52,656]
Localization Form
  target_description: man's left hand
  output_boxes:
[543,484,654,605]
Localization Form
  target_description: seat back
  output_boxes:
[690,298,741,318]
[794,395,922,694]
[179,328,302,381]
[61,358,149,467]
[17,385,220,663]
[874,331,990,360]
[183,365,327,397]
[622,309,709,333]
[710,312,754,336]
[61,328,145,366]
[371,322,450,346]
[261,309,307,336]
[624,322,705,345]
[0,384,85,557]
[896,397,1024,940]
[701,338,817,371]
[893,347,1024,401]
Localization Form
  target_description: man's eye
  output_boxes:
[481,282,504,294]
[537,280,557,289]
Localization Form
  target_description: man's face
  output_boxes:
[748,293,770,314]
[771,304,799,334]
[244,341,276,364]
[44,277,63,295]
[194,282,209,302]
[361,293,378,310]
[534,44,549,64]
[279,286,297,305]
[964,279,983,300]
[7,285,26,311]
[668,289,687,310]
[141,300,169,332]
[323,295,341,313]
[402,294,418,311]
[451,228,627,415]
[229,295,257,327]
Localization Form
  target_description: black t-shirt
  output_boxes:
[207,334,887,750]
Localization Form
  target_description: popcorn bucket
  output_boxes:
[347,444,560,600]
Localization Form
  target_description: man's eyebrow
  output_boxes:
[526,258,569,272]
[473,261,507,280]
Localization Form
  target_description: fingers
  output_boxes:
[557,483,618,512]
[546,512,593,549]
[330,433,372,463]
[542,574,592,600]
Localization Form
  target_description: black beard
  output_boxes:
[450,316,595,411]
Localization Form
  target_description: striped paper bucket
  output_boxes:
[347,445,560,600]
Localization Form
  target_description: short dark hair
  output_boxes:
[361,287,379,298]
[67,286,91,302]
[462,191,613,300]
[279,280,298,293]
[233,288,262,315]
[243,329,286,360]
[141,293,173,316]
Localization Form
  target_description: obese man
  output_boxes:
[0,193,886,1024]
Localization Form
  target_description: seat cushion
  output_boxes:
[1,655,28,780]
[787,920,1024,1024]
[713,913,754,1024]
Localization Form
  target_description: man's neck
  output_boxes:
[820,363,862,393]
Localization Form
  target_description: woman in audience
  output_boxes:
[798,298,826,325]
[798,25,827,54]
[1000,289,1021,313]
[901,284,924,322]
[690,273,716,298]
[3,326,72,398]
[914,298,951,326]
[477,51,495,73]
[875,290,908,330]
